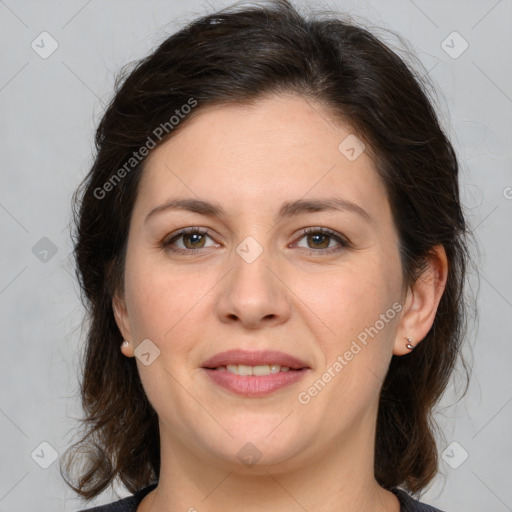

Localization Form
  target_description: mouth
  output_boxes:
[201,349,310,397]
[201,349,310,370]
[207,363,295,375]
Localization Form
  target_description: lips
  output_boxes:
[201,349,310,370]
[201,349,310,397]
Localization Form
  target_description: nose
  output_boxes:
[215,246,291,329]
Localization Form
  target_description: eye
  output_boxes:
[162,226,350,256]
[162,228,218,253]
[293,227,350,255]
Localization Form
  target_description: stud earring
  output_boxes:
[121,340,130,350]
[405,337,415,350]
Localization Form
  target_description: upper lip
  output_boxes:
[202,349,310,370]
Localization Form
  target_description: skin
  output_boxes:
[113,93,448,512]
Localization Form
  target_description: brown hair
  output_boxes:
[62,0,473,500]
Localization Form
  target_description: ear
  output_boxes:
[112,292,134,358]
[393,245,448,355]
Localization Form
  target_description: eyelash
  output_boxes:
[162,227,351,256]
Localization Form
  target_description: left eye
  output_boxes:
[293,228,349,252]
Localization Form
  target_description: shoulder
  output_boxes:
[76,483,158,512]
[392,488,447,512]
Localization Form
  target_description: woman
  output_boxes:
[62,1,471,511]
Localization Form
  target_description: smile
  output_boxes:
[201,349,310,397]
[212,364,291,375]
[202,366,309,397]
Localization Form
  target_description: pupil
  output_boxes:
[187,234,203,247]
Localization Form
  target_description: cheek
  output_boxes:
[123,248,218,345]
[304,265,400,418]
[298,255,401,347]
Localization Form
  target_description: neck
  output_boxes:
[139,412,399,512]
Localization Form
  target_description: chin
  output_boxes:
[199,426,308,473]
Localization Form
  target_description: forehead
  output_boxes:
[135,94,386,219]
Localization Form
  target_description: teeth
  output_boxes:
[237,364,253,376]
[220,364,291,375]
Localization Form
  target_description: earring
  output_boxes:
[120,340,135,358]
[405,337,415,350]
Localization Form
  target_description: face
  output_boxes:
[114,94,408,472]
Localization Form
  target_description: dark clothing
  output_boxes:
[77,483,445,511]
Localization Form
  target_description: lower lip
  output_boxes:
[202,368,309,397]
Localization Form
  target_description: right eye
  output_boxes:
[162,227,219,254]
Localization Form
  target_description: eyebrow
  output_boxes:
[145,197,372,224]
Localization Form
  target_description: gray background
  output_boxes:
[1,0,511,510]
